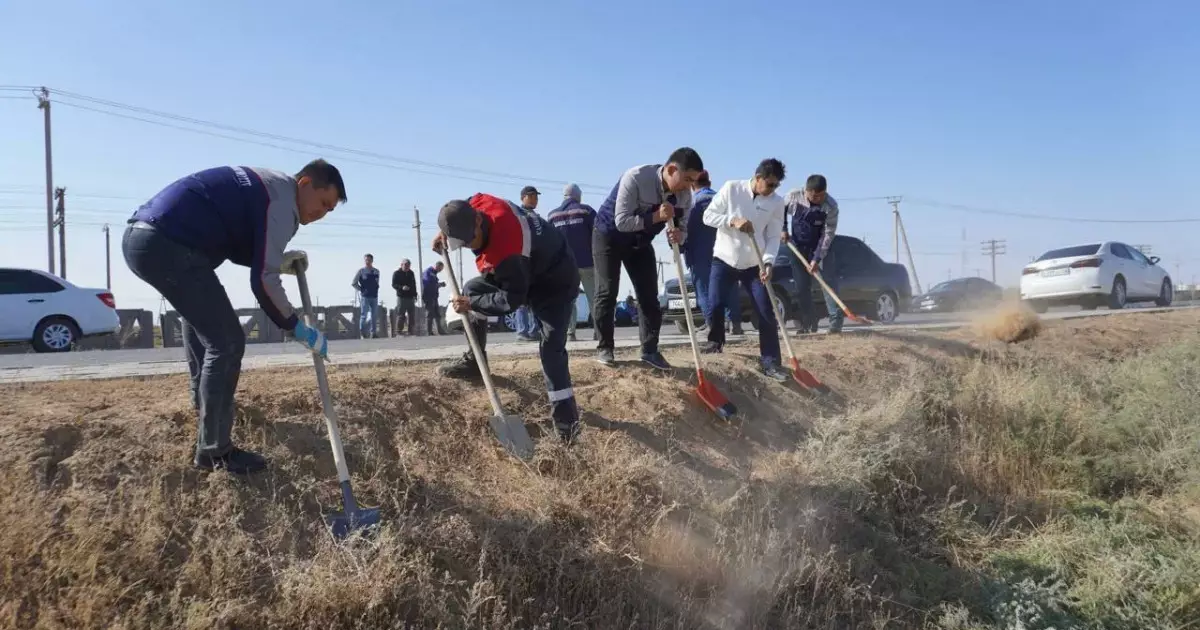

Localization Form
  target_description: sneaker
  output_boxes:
[596,349,616,366]
[701,341,723,354]
[731,326,745,335]
[194,447,267,475]
[759,361,790,382]
[438,353,483,380]
[556,420,581,445]
[641,352,672,371]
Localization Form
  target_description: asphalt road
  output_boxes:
[1,302,1194,371]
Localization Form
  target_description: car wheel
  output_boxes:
[1024,300,1049,314]
[504,312,519,331]
[1108,276,1127,310]
[869,291,899,324]
[33,316,80,353]
[1155,278,1173,307]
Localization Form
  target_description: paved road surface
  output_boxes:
[1,303,1195,384]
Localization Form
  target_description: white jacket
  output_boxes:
[701,178,786,270]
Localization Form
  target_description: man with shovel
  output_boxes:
[700,158,790,381]
[122,159,345,474]
[782,174,842,334]
[432,193,583,444]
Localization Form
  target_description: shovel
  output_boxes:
[747,235,827,392]
[669,238,737,419]
[785,241,876,325]
[290,262,381,540]
[439,248,536,460]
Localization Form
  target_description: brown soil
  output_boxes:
[1,309,1197,628]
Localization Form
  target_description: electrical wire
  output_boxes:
[904,197,1200,224]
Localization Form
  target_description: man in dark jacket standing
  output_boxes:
[681,170,742,335]
[122,159,344,474]
[783,174,843,334]
[391,258,418,336]
[351,253,381,338]
[422,261,447,335]
[592,147,705,370]
[433,193,582,443]
[547,183,597,342]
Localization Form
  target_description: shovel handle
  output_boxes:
[294,265,353,487]
[439,247,507,418]
[669,240,707,376]
[747,236,800,363]
[784,241,861,321]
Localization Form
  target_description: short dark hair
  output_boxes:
[805,174,827,192]
[296,158,347,202]
[755,158,786,181]
[696,170,711,188]
[364,253,373,259]
[666,147,704,173]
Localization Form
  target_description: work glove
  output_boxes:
[280,250,309,275]
[291,320,328,361]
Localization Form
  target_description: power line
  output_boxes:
[907,197,1200,224]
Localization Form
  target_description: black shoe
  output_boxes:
[641,352,672,371]
[194,447,267,475]
[568,332,578,342]
[556,420,581,445]
[701,341,723,354]
[596,349,615,366]
[731,326,745,335]
[759,361,790,382]
[438,353,483,380]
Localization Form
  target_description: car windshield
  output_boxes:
[1036,244,1100,261]
[928,281,958,294]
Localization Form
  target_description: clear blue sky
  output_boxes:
[2,0,1196,315]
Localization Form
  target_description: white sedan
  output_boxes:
[1020,241,1173,312]
[0,267,121,352]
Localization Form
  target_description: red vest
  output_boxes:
[469,193,531,274]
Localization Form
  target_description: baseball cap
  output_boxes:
[563,183,582,200]
[520,185,540,197]
[437,199,478,251]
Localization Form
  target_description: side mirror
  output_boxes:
[1149,256,1161,265]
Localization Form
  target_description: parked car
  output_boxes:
[1020,242,1172,312]
[910,276,1004,313]
[0,267,120,352]
[661,235,912,333]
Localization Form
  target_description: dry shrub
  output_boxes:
[972,302,1042,343]
[1,310,1199,629]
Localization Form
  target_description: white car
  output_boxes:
[0,267,121,352]
[1020,242,1173,312]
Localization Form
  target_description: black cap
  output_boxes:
[437,199,478,249]
[520,185,540,197]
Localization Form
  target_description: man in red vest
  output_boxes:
[432,193,583,443]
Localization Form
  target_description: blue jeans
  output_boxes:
[359,296,378,337]
[788,249,844,332]
[688,257,739,326]
[515,305,541,336]
[122,223,245,458]
[707,259,780,365]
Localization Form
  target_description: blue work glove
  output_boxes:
[292,320,328,361]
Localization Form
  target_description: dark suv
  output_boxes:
[660,235,912,333]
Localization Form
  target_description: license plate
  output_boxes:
[1040,268,1069,277]
[668,298,697,310]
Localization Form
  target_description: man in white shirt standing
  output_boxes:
[700,158,790,381]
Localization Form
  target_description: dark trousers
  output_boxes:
[423,296,446,335]
[122,223,245,458]
[688,255,741,327]
[394,297,416,335]
[592,230,662,355]
[707,258,781,365]
[463,276,579,424]
[788,247,844,332]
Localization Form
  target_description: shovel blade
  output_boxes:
[790,358,829,393]
[490,414,536,460]
[325,507,382,540]
[696,373,737,419]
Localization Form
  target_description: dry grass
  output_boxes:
[1,310,1199,629]
[971,301,1042,344]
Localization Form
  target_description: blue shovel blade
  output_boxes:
[325,507,382,540]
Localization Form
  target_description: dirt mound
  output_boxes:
[1,310,1198,628]
[972,301,1042,343]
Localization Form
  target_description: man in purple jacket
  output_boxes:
[123,159,346,475]
[547,183,597,342]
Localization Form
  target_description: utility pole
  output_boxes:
[888,196,922,294]
[54,187,66,280]
[457,247,464,282]
[960,227,968,277]
[980,239,1007,284]
[102,224,112,290]
[413,205,423,296]
[37,87,55,275]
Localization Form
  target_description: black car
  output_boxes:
[660,235,913,333]
[910,277,1004,313]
